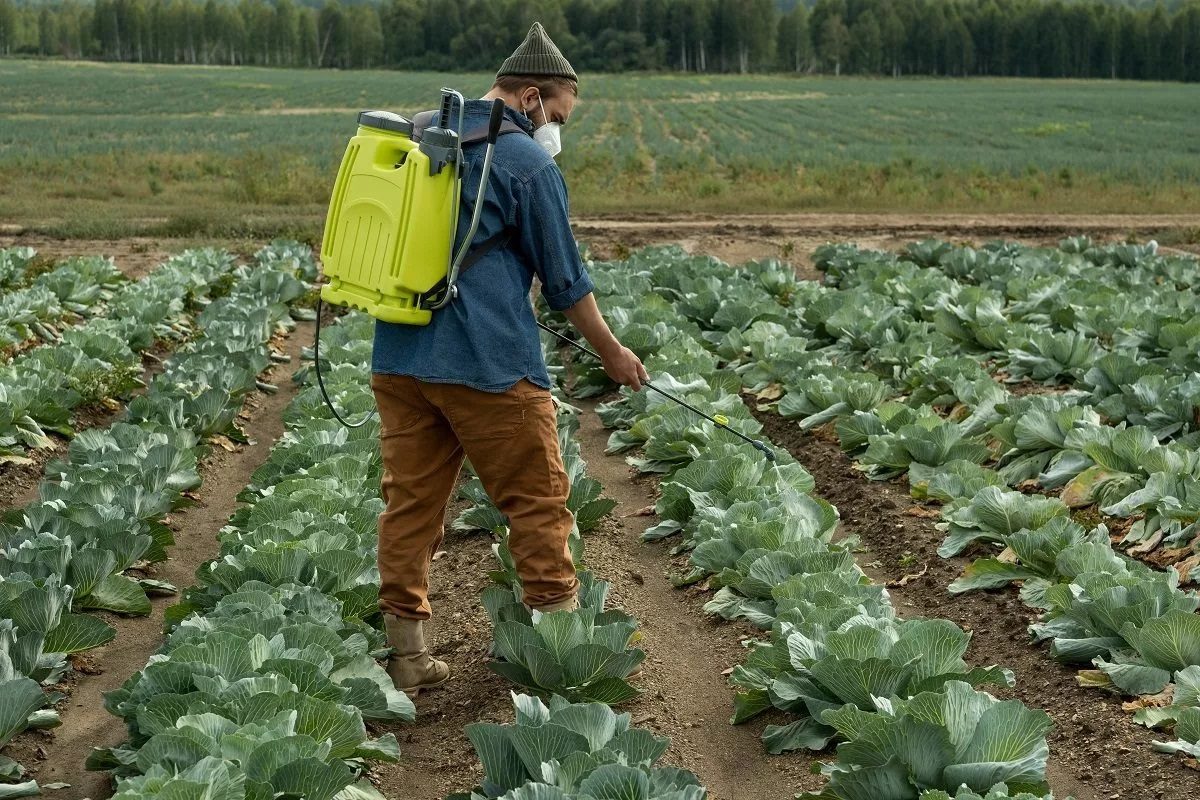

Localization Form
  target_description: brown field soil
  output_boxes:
[4,212,1198,285]
[5,325,312,799]
[0,233,268,279]
[572,212,1200,278]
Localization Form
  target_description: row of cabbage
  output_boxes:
[447,338,710,800]
[572,240,1200,762]
[767,240,1200,758]
[536,249,1058,800]
[0,242,313,794]
[83,305,704,800]
[1,248,238,463]
[0,249,125,354]
[89,310,410,799]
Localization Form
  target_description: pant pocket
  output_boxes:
[447,384,528,441]
[372,374,427,438]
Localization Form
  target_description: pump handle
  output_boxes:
[486,98,505,145]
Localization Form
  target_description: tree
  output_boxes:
[776,4,812,72]
[38,7,53,54]
[1145,1,1171,79]
[0,0,15,56]
[381,0,424,66]
[944,10,974,76]
[317,0,346,67]
[879,3,906,76]
[849,8,882,73]
[818,11,850,75]
[346,5,382,68]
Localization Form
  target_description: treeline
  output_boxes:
[1,0,1198,81]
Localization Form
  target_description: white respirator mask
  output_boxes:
[530,96,562,159]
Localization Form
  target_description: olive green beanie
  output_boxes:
[497,22,578,82]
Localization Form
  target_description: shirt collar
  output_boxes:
[462,99,534,135]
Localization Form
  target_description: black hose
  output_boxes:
[536,321,776,462]
[314,294,376,428]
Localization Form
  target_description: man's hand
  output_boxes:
[562,293,649,391]
[598,343,649,392]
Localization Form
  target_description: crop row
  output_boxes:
[84,307,704,800]
[0,242,313,793]
[770,240,1200,757]
[1,248,239,463]
[0,250,126,355]
[0,248,40,294]
[90,310,407,798]
[541,247,1067,800]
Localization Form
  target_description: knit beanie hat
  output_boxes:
[497,22,578,82]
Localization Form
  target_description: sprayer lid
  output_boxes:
[357,110,414,136]
[420,127,459,149]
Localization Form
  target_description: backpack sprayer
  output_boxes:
[315,89,508,427]
[313,88,776,462]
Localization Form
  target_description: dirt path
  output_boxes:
[572,213,1200,276]
[370,499,515,799]
[7,324,312,798]
[574,400,819,799]
[0,236,186,280]
[752,411,1200,800]
[5,213,1196,287]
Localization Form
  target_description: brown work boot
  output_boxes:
[530,594,580,614]
[384,615,450,697]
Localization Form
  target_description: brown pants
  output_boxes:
[371,373,578,620]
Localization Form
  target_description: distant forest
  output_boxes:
[1,0,1197,81]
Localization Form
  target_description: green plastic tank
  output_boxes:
[320,110,459,326]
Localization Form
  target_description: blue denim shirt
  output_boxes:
[371,100,595,392]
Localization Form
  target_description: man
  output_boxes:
[371,22,648,697]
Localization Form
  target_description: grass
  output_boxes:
[2,60,1199,239]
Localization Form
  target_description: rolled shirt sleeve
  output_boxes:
[515,162,595,312]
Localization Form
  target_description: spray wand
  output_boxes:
[537,321,776,462]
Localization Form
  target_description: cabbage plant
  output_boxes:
[451,693,704,800]
[731,618,1013,755]
[936,487,1069,558]
[482,575,644,705]
[801,682,1052,800]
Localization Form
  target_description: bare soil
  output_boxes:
[369,499,516,799]
[5,324,312,799]
[5,213,1196,287]
[572,402,819,798]
[0,236,181,280]
[573,212,1200,279]
[752,410,1200,800]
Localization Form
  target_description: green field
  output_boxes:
[3,59,1199,239]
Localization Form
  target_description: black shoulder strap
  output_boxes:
[411,108,527,144]
[459,228,514,275]
[418,227,515,310]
